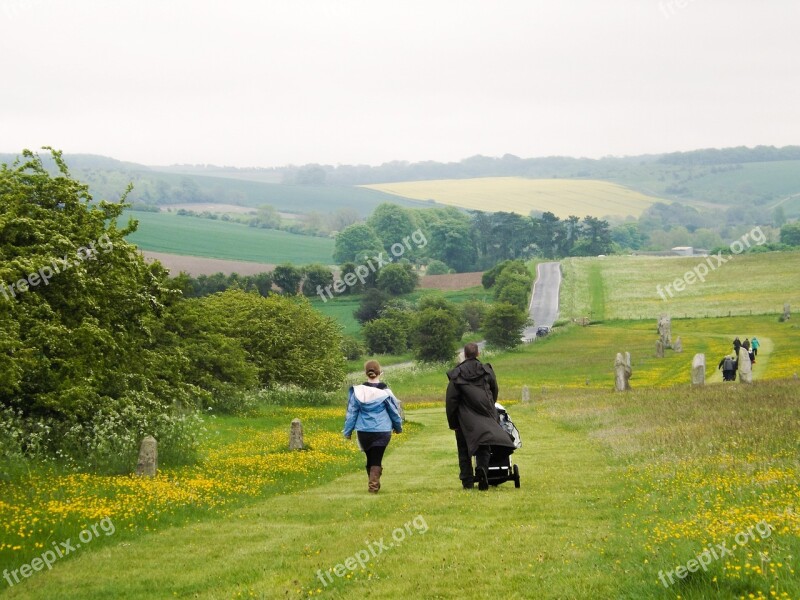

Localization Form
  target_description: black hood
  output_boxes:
[447,358,490,383]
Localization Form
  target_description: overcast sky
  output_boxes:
[1,0,798,167]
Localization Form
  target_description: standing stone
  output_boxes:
[738,347,753,384]
[521,385,530,403]
[289,418,304,450]
[658,314,672,348]
[673,337,683,353]
[136,435,157,477]
[655,339,664,358]
[614,352,632,391]
[691,353,705,385]
[783,303,791,321]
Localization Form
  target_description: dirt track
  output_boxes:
[141,251,275,276]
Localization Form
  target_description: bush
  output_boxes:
[425,259,452,275]
[363,318,408,354]
[341,336,365,360]
[302,264,334,297]
[376,263,418,295]
[412,308,459,362]
[354,288,391,324]
[462,300,488,332]
[484,302,530,350]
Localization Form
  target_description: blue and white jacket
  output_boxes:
[343,384,404,437]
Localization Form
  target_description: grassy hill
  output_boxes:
[608,159,800,215]
[125,211,334,264]
[2,246,799,599]
[559,251,800,321]
[0,153,427,217]
[362,177,677,219]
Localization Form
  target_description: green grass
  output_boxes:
[0,405,368,580]
[587,263,606,321]
[124,211,334,264]
[384,314,800,402]
[311,286,496,341]
[5,383,797,599]
[560,252,800,321]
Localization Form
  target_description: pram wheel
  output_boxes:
[513,464,520,488]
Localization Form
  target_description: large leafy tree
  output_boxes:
[333,223,383,264]
[0,149,179,420]
[367,203,420,257]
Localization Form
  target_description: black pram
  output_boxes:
[484,402,522,488]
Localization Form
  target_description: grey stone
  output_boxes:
[691,353,705,385]
[738,347,753,384]
[289,418,304,450]
[521,385,530,403]
[615,352,631,391]
[658,314,672,348]
[136,435,157,477]
[673,337,683,353]
[655,339,664,358]
[784,303,791,320]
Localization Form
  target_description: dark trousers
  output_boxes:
[357,431,390,473]
[455,429,490,483]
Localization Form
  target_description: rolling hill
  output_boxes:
[362,177,671,219]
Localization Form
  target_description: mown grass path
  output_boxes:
[2,405,642,600]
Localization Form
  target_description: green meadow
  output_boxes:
[560,251,800,321]
[2,252,799,599]
[124,211,334,264]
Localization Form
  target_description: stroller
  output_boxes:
[484,402,522,488]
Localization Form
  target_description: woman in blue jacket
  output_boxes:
[343,360,403,493]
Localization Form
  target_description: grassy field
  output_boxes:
[3,250,800,598]
[311,286,495,341]
[383,314,800,402]
[3,383,797,599]
[362,177,670,219]
[124,212,334,265]
[560,251,800,321]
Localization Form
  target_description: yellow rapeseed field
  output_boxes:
[362,177,664,219]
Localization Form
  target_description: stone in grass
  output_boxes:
[691,353,705,385]
[673,337,683,353]
[614,352,631,391]
[136,435,157,477]
[738,347,753,384]
[289,418,304,450]
[656,339,664,358]
[521,385,530,403]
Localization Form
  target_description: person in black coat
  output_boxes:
[446,343,515,490]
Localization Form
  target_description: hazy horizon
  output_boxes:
[2,0,798,168]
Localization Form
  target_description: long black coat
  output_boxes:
[445,358,515,456]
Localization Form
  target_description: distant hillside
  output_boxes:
[363,177,676,219]
[0,152,428,217]
[125,211,334,264]
[4,145,799,220]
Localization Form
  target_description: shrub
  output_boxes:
[484,302,530,350]
[412,308,459,362]
[363,318,407,354]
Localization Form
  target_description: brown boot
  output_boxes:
[368,466,382,494]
